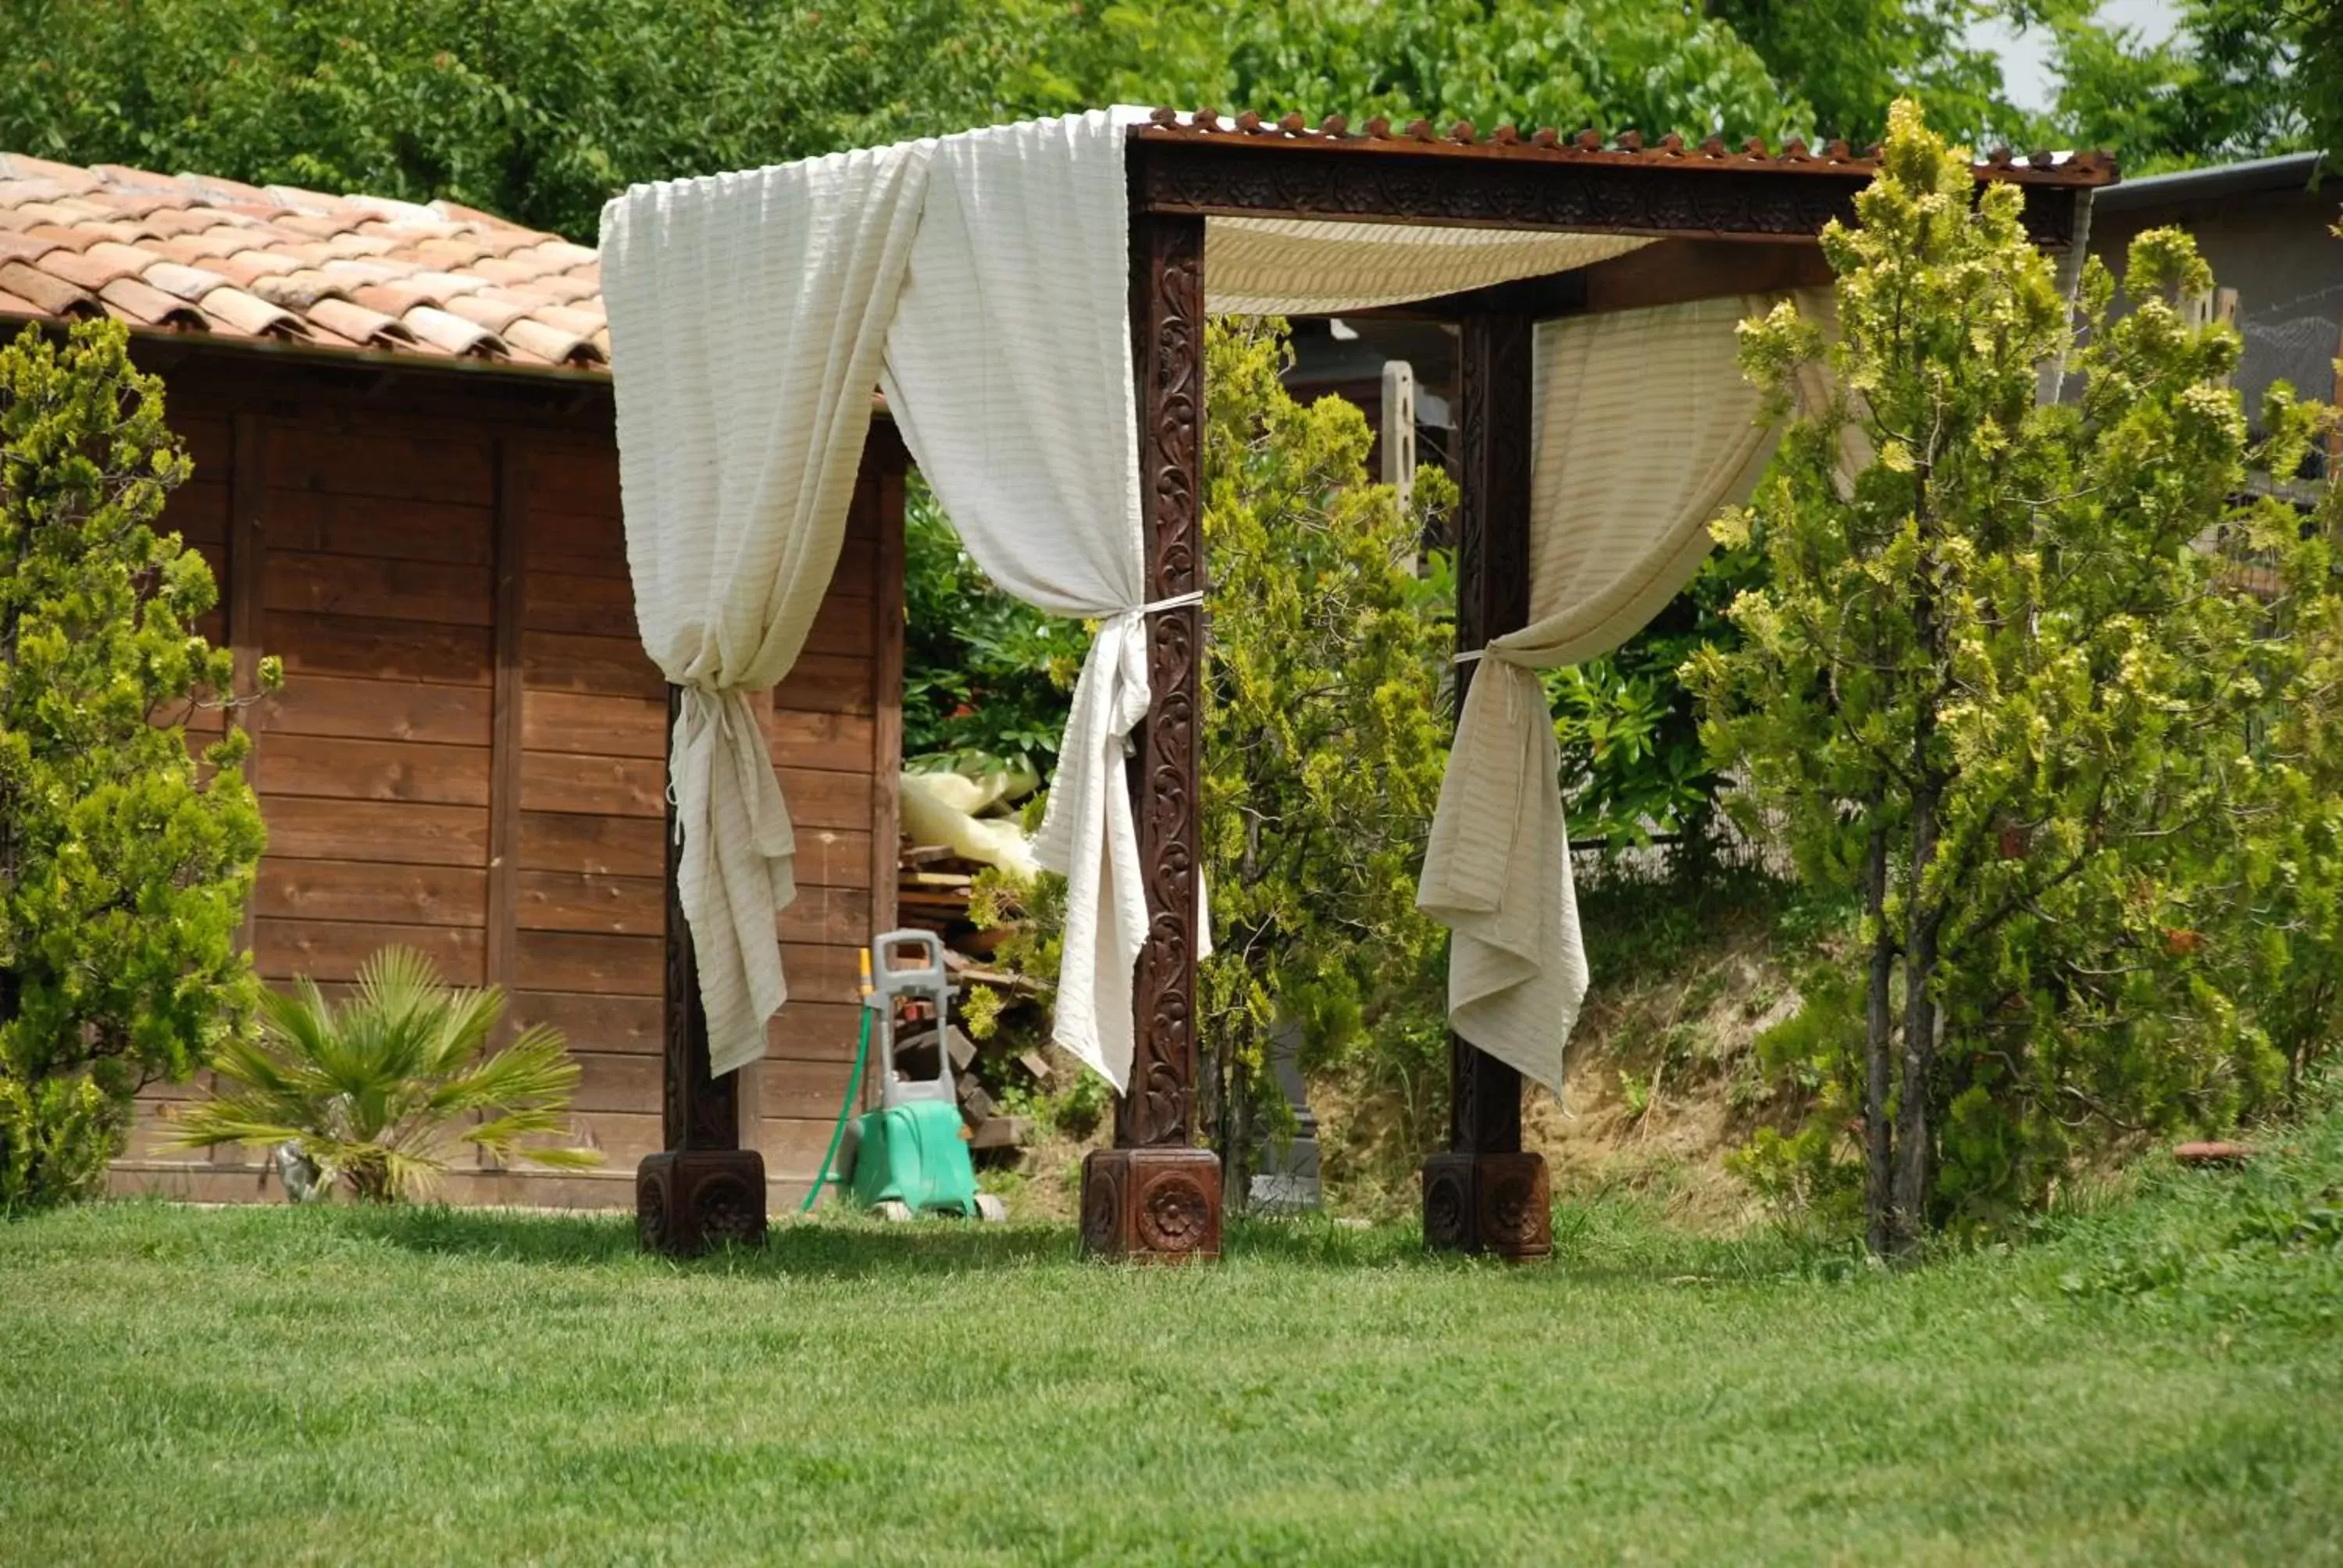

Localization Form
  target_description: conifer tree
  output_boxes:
[1690,103,2338,1252]
[0,319,272,1206]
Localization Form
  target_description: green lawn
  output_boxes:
[5,1122,2342,1567]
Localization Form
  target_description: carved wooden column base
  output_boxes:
[637,1149,767,1256]
[1422,1150,1551,1260]
[1080,1147,1222,1263]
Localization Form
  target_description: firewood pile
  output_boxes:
[893,841,1050,1160]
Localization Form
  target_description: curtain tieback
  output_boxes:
[1137,590,1204,615]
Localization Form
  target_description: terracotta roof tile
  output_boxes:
[0,230,62,265]
[1130,106,2119,184]
[98,276,204,328]
[504,315,604,368]
[444,291,530,333]
[401,304,505,358]
[350,280,445,317]
[250,270,351,312]
[37,246,144,291]
[0,154,596,379]
[142,258,235,301]
[307,297,415,350]
[198,284,303,337]
[23,223,98,253]
[0,259,98,318]
[208,250,301,286]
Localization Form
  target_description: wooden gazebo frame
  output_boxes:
[644,111,2116,1261]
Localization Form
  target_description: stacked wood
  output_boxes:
[893,839,1048,1156]
[893,1022,1033,1155]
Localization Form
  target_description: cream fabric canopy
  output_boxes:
[598,107,1762,1097]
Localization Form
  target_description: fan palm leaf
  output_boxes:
[172,946,600,1201]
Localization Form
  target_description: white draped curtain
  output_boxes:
[601,144,933,1078]
[877,111,1163,1091]
[1417,290,1829,1096]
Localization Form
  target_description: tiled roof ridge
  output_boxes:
[1134,106,2120,184]
[0,151,607,374]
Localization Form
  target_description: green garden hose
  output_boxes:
[801,1003,873,1213]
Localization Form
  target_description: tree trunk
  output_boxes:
[1863,818,1896,1256]
[1891,786,1942,1256]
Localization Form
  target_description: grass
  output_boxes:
[5,1112,2343,1567]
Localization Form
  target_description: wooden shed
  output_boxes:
[0,152,903,1208]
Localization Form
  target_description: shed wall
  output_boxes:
[111,348,900,1208]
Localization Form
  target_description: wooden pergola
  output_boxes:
[643,111,2116,1261]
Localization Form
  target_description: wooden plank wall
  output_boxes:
[115,358,901,1208]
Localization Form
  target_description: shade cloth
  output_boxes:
[1417,290,1827,1095]
[1207,219,1649,316]
[603,106,1806,1094]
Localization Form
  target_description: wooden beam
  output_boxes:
[1079,205,1221,1263]
[1422,310,1552,1261]
[635,683,767,1253]
[1579,239,1835,315]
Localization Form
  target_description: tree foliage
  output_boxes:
[900,475,1089,777]
[1689,103,2342,1253]
[0,0,1838,245]
[0,319,270,1208]
[1195,319,1457,1196]
[2049,0,2318,172]
[173,946,598,1202]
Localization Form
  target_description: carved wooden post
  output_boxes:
[1421,309,1552,1260]
[1079,205,1222,1262]
[637,683,768,1254]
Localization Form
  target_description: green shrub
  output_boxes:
[0,1072,121,1210]
[0,318,273,1209]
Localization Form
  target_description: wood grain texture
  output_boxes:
[254,858,487,927]
[266,425,494,504]
[487,441,528,998]
[869,459,906,961]
[1119,208,1206,1151]
[228,414,267,955]
[263,551,493,627]
[262,489,493,565]
[255,734,490,806]
[264,797,492,867]
[269,611,491,686]
[255,676,492,746]
[255,917,484,984]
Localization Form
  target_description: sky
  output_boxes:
[1972,0,2181,114]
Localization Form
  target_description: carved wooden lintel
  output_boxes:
[1129,136,2085,250]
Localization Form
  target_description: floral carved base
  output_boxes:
[637,1148,768,1256]
[1080,1146,1222,1263]
[1421,1150,1551,1261]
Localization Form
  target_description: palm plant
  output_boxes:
[173,946,599,1202]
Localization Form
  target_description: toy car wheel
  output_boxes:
[974,1194,1008,1223]
[875,1199,915,1223]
